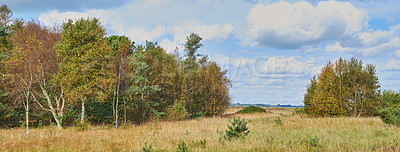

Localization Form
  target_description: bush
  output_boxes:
[176,141,188,152]
[309,136,319,147]
[274,117,282,125]
[378,107,400,126]
[224,116,250,140]
[378,90,400,126]
[167,101,188,121]
[194,139,206,148]
[76,122,90,131]
[236,106,266,114]
[143,143,153,152]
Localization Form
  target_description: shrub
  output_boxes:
[378,107,400,126]
[236,106,266,114]
[143,143,153,152]
[76,122,90,131]
[274,117,282,125]
[167,101,188,121]
[194,139,206,148]
[378,90,400,126]
[292,108,305,116]
[309,136,319,147]
[224,116,250,140]
[176,141,188,152]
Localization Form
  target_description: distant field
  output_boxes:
[1,108,400,151]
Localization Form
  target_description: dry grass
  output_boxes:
[1,108,400,151]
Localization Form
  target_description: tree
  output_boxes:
[310,63,341,116]
[378,90,400,126]
[0,4,13,81]
[183,33,203,117]
[55,18,115,124]
[106,35,133,128]
[304,76,317,114]
[125,47,160,123]
[304,58,380,117]
[141,41,180,117]
[0,5,26,129]
[205,62,231,116]
[5,21,65,131]
[0,4,12,26]
[4,19,36,134]
[17,22,65,130]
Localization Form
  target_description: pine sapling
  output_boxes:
[224,116,250,140]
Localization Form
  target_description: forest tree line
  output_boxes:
[0,4,231,131]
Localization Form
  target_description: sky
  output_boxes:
[4,0,400,105]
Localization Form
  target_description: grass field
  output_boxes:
[1,108,400,151]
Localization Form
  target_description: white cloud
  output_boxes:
[326,23,400,56]
[352,0,400,22]
[38,11,90,25]
[385,59,400,70]
[247,1,368,49]
[361,37,400,56]
[147,0,169,5]
[38,0,237,45]
[124,25,167,43]
[173,23,234,44]
[159,39,183,53]
[326,42,355,52]
[395,50,400,57]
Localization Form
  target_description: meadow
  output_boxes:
[1,108,400,152]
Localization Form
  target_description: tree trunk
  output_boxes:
[81,101,85,124]
[115,98,118,128]
[53,113,62,130]
[142,93,145,123]
[124,98,126,125]
[43,86,63,129]
[115,66,121,128]
[26,91,29,135]
[112,90,115,125]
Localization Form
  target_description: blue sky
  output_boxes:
[5,0,400,105]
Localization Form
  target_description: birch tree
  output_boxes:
[5,20,36,134]
[106,35,133,128]
[21,22,66,130]
[56,18,115,124]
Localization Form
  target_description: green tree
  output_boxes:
[55,18,115,124]
[378,90,400,126]
[125,48,160,123]
[183,33,202,117]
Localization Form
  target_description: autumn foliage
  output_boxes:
[304,58,380,117]
[0,5,231,129]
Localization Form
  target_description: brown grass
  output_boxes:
[1,108,400,151]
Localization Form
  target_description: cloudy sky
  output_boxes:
[5,0,400,105]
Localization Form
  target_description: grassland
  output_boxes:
[1,108,400,151]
